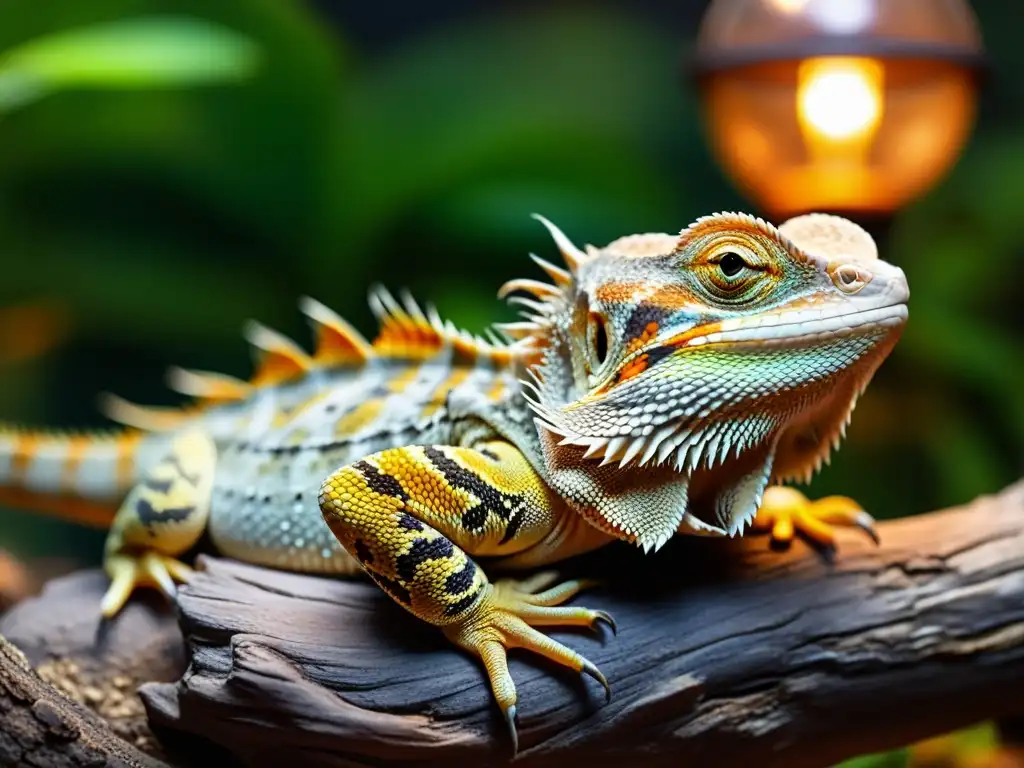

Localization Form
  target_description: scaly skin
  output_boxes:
[0,211,908,753]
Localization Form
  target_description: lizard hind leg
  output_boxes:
[751,485,879,556]
[318,441,613,755]
[101,428,215,618]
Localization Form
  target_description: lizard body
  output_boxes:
[0,211,908,751]
[1,302,524,577]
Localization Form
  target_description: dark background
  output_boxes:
[0,2,1019,764]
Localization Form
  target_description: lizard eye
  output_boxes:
[697,244,771,304]
[718,251,746,278]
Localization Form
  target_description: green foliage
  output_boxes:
[0,16,259,112]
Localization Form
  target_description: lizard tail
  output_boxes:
[0,424,169,529]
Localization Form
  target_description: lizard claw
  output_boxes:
[593,610,617,636]
[851,510,881,545]
[444,575,612,756]
[503,704,518,757]
[582,659,612,703]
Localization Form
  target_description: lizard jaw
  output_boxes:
[682,303,907,349]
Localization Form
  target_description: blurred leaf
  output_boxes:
[0,0,348,347]
[0,16,260,112]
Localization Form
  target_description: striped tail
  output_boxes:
[0,424,170,529]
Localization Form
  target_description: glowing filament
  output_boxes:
[797,57,883,146]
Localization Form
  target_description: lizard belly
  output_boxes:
[206,428,449,574]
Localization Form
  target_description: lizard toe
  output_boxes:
[101,552,194,618]
[752,486,879,555]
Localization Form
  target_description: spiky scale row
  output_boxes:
[531,213,589,272]
[101,289,535,432]
[496,278,563,301]
[244,320,314,386]
[676,211,813,267]
[98,394,199,432]
[535,404,762,478]
[166,367,251,402]
[368,285,538,367]
[494,232,577,353]
[528,253,572,286]
[300,295,373,365]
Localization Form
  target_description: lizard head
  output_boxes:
[497,211,908,552]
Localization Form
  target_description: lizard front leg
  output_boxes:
[101,429,215,617]
[318,439,613,753]
[750,485,879,555]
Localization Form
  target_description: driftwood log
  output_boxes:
[1,480,1022,768]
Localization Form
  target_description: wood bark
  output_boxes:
[2,481,1022,767]
[0,632,170,767]
[0,571,185,766]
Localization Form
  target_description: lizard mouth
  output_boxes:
[676,303,908,350]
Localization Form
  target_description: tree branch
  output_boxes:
[3,481,1022,767]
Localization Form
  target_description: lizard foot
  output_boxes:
[443,570,614,755]
[100,428,215,619]
[101,552,195,618]
[752,485,879,557]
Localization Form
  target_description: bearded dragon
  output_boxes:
[0,211,907,751]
